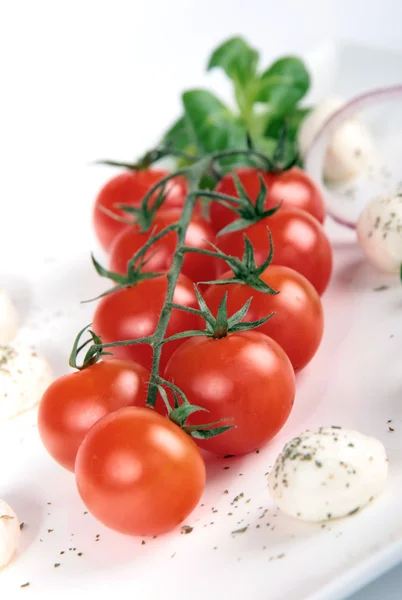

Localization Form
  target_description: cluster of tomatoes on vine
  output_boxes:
[37,145,332,537]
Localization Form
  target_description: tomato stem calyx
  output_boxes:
[155,380,234,439]
[184,229,278,295]
[163,285,274,345]
[69,324,113,370]
[82,254,164,302]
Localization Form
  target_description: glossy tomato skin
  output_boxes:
[210,167,325,234]
[203,266,324,372]
[38,359,149,472]
[75,407,206,536]
[164,331,295,456]
[216,207,333,295]
[93,171,187,252]
[109,209,216,283]
[92,274,199,372]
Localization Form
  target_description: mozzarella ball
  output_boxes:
[0,500,20,568]
[268,427,388,522]
[0,344,53,420]
[298,96,374,182]
[0,290,18,344]
[357,191,402,273]
[298,97,344,156]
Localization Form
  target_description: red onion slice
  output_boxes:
[304,85,402,229]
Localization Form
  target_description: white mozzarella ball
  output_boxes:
[0,500,20,568]
[298,97,344,156]
[0,344,53,420]
[268,427,388,522]
[357,191,402,273]
[298,96,375,182]
[0,290,18,344]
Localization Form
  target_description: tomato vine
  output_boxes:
[84,146,279,426]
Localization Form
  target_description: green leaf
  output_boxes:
[162,329,208,344]
[207,36,259,87]
[198,277,245,287]
[242,236,257,272]
[168,303,204,318]
[217,218,253,237]
[265,107,311,141]
[170,404,208,427]
[244,277,278,295]
[156,385,172,415]
[254,173,268,214]
[193,284,216,327]
[256,57,310,112]
[255,227,275,276]
[117,204,141,216]
[163,116,195,153]
[182,90,247,155]
[189,425,233,439]
[158,379,189,405]
[230,313,274,332]
[232,172,252,205]
[214,292,229,337]
[91,255,127,285]
[172,389,180,409]
[254,136,278,157]
[69,324,92,369]
[227,297,252,328]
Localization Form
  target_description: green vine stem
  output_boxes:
[95,147,200,171]
[145,157,210,407]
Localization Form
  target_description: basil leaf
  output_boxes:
[253,136,277,157]
[264,107,311,141]
[207,36,259,87]
[163,116,194,152]
[256,57,310,112]
[182,89,247,155]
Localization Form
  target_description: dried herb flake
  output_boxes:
[180,525,193,535]
[231,526,248,535]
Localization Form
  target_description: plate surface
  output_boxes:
[1,41,402,599]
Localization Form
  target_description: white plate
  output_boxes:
[1,41,402,600]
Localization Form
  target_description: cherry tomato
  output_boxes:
[75,407,206,536]
[203,266,324,372]
[210,167,325,234]
[93,274,199,372]
[164,331,295,456]
[93,170,187,252]
[38,359,149,472]
[109,209,216,283]
[216,207,332,295]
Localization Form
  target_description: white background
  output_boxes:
[1,1,402,598]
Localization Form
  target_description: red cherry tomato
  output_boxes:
[38,359,149,472]
[109,209,216,283]
[203,266,324,372]
[75,407,206,536]
[92,274,199,372]
[216,207,332,295]
[93,170,187,252]
[210,167,325,234]
[164,331,295,456]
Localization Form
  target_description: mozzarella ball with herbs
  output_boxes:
[298,96,374,182]
[268,427,388,522]
[0,500,20,569]
[0,290,18,344]
[0,344,53,420]
[357,191,402,273]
